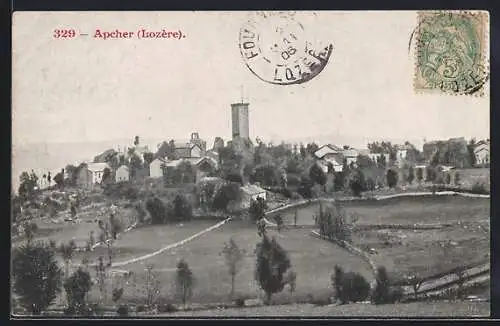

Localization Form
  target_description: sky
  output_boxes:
[12,11,490,150]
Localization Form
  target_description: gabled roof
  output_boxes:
[87,163,110,172]
[314,144,342,159]
[116,165,129,171]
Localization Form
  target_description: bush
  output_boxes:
[103,182,139,200]
[471,182,488,194]
[212,183,240,211]
[173,194,193,221]
[135,304,146,313]
[282,187,293,198]
[386,169,398,188]
[116,304,129,317]
[234,298,246,307]
[445,173,451,185]
[298,176,314,199]
[337,272,370,304]
[158,303,178,313]
[372,266,402,304]
[145,196,168,224]
[366,177,375,191]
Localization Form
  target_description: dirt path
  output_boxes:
[89,217,232,269]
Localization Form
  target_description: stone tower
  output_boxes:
[231,102,249,141]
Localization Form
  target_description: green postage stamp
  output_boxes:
[414,11,489,96]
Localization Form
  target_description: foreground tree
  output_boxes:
[176,259,195,307]
[221,238,246,299]
[63,268,93,315]
[12,241,63,315]
[59,240,77,277]
[255,235,292,304]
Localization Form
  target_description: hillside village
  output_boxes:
[15,99,490,212]
[11,100,490,317]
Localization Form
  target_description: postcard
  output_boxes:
[11,11,490,318]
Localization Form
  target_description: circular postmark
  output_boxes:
[414,12,488,95]
[239,12,333,85]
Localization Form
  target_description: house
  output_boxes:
[474,140,490,166]
[342,148,360,166]
[314,144,342,160]
[240,184,267,209]
[175,142,203,159]
[150,157,167,178]
[76,163,110,189]
[115,165,130,182]
[194,156,219,182]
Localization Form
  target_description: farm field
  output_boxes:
[274,195,490,226]
[269,195,490,282]
[163,301,490,317]
[100,220,374,306]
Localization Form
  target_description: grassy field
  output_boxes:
[163,301,490,317]
[274,195,489,226]
[96,220,374,306]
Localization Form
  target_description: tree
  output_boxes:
[298,175,314,198]
[309,163,327,186]
[386,169,398,188]
[176,259,195,307]
[350,169,366,197]
[212,182,241,211]
[445,173,451,185]
[143,152,154,166]
[101,167,112,186]
[371,266,391,304]
[64,164,79,186]
[59,240,77,277]
[332,265,344,302]
[18,171,38,203]
[143,265,161,307]
[221,238,246,299]
[134,136,140,146]
[407,274,424,300]
[274,214,284,233]
[249,197,267,221]
[146,196,168,224]
[23,222,38,244]
[174,194,193,221]
[95,256,108,304]
[416,167,423,183]
[254,235,292,304]
[63,268,93,315]
[54,171,65,188]
[12,241,63,315]
[337,272,370,304]
[129,154,143,180]
[467,138,477,167]
[407,166,415,185]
